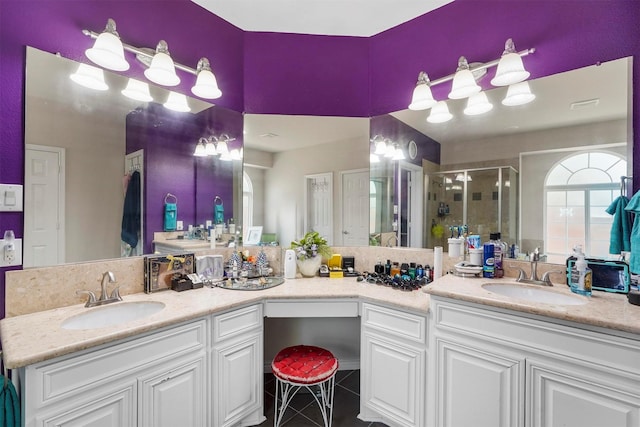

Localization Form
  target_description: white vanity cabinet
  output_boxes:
[429,296,640,427]
[21,319,208,427]
[211,304,265,427]
[360,303,427,427]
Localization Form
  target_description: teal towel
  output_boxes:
[624,191,640,274]
[0,378,20,427]
[606,196,631,254]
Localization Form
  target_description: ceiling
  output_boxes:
[191,0,453,37]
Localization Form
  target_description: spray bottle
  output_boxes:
[569,245,592,296]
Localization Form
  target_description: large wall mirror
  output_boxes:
[372,57,632,255]
[24,47,243,268]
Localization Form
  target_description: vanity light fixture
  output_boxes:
[464,91,494,116]
[502,81,536,106]
[408,72,437,110]
[121,78,153,102]
[427,101,453,123]
[369,153,381,163]
[229,148,242,161]
[70,63,109,91]
[205,136,218,156]
[490,39,531,86]
[163,91,191,112]
[383,139,396,158]
[408,38,535,113]
[83,18,222,99]
[84,19,129,72]
[449,57,482,99]
[371,135,387,155]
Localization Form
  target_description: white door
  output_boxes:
[304,173,333,244]
[398,162,423,248]
[342,169,370,246]
[24,145,65,267]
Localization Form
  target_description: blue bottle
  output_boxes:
[483,242,495,278]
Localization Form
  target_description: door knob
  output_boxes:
[343,230,349,234]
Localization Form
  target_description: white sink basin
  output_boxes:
[62,301,166,330]
[482,283,588,306]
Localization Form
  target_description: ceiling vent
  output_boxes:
[260,132,279,138]
[570,98,600,110]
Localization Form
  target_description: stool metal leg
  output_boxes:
[273,375,336,427]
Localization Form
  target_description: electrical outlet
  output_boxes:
[176,220,184,231]
[0,238,22,266]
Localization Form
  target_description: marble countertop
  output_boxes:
[0,277,428,369]
[424,274,640,337]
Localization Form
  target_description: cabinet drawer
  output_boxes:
[362,303,426,343]
[213,304,263,343]
[264,299,359,318]
[26,319,207,408]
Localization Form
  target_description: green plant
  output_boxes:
[290,231,332,260]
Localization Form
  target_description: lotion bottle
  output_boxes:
[570,246,592,296]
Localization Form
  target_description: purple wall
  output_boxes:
[1,0,639,319]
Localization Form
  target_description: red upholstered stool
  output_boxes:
[271,345,338,427]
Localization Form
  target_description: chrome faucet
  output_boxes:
[77,271,123,307]
[514,248,563,286]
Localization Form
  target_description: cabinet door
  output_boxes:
[361,331,424,427]
[138,356,206,427]
[213,331,263,427]
[527,360,640,427]
[435,338,523,427]
[38,384,136,427]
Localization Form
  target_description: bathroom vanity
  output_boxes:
[2,275,640,427]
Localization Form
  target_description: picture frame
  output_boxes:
[144,253,195,293]
[244,226,263,246]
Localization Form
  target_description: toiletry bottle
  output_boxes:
[384,259,392,275]
[570,246,592,296]
[408,262,416,279]
[490,233,504,278]
[391,262,401,277]
[416,264,424,279]
[483,242,495,278]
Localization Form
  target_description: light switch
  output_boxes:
[0,184,23,212]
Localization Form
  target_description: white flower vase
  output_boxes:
[297,256,322,277]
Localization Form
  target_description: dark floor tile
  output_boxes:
[336,370,360,395]
[280,411,322,427]
[329,385,370,426]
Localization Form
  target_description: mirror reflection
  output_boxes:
[372,57,631,256]
[24,47,243,268]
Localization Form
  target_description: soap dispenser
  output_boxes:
[569,246,592,296]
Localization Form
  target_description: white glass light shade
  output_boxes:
[369,153,380,163]
[70,63,108,91]
[163,91,190,112]
[230,149,242,161]
[383,140,395,158]
[427,101,453,123]
[392,146,406,161]
[502,81,536,106]
[216,139,229,156]
[121,78,153,102]
[205,138,218,156]
[85,20,129,71]
[408,72,437,111]
[194,141,207,157]
[144,42,180,86]
[490,52,530,86]
[449,68,481,99]
[374,140,387,155]
[464,92,493,116]
[191,61,222,99]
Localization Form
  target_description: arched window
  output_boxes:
[243,171,253,230]
[545,151,626,259]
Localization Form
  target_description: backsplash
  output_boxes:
[4,246,566,317]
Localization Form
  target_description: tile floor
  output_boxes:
[254,370,388,427]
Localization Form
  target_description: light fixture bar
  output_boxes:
[428,47,535,88]
[82,29,197,75]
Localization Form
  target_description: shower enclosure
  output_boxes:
[426,166,518,249]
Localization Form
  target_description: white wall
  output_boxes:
[263,137,369,247]
[26,100,125,263]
